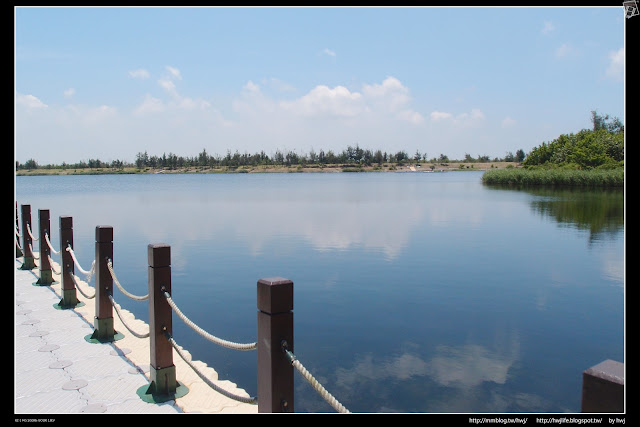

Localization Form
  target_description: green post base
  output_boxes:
[53,289,83,309]
[35,270,57,286]
[84,317,124,343]
[54,300,85,310]
[20,256,36,270]
[137,365,189,404]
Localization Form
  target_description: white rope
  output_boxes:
[47,255,60,275]
[108,295,150,338]
[107,260,148,301]
[68,271,96,299]
[66,245,95,280]
[28,244,39,260]
[285,349,350,413]
[167,333,257,405]
[44,233,61,255]
[15,232,22,250]
[163,291,256,351]
[26,223,38,241]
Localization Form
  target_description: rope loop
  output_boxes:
[283,344,350,414]
[26,223,38,241]
[66,245,95,280]
[44,233,61,255]
[165,332,257,405]
[47,255,60,275]
[109,294,150,338]
[107,260,149,301]
[68,270,96,299]
[28,244,39,260]
[163,291,257,351]
[15,232,23,250]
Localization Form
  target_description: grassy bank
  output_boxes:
[482,168,624,187]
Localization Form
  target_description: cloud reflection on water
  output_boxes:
[322,327,560,413]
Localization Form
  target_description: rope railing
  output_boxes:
[107,260,149,301]
[26,223,38,241]
[166,332,258,405]
[283,343,350,413]
[108,294,150,338]
[47,254,60,275]
[28,243,39,260]
[68,270,96,299]
[163,291,257,351]
[15,232,22,250]
[15,206,351,413]
[44,233,61,255]
[66,245,95,282]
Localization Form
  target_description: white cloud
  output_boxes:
[158,78,179,98]
[541,20,555,35]
[555,43,573,58]
[128,68,150,79]
[243,80,260,93]
[468,108,485,121]
[362,76,410,112]
[321,48,336,57]
[277,77,424,124]
[430,108,485,126]
[133,95,165,115]
[263,77,296,93]
[233,80,278,116]
[605,47,624,81]
[178,97,212,111]
[15,74,495,165]
[501,116,516,128]
[165,65,182,80]
[78,104,118,124]
[430,111,453,121]
[281,84,365,118]
[16,93,47,109]
[63,88,76,98]
[397,110,424,124]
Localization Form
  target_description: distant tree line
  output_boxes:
[16,144,526,172]
[16,158,129,171]
[130,146,522,170]
[523,111,624,170]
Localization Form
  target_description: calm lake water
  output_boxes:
[14,171,624,413]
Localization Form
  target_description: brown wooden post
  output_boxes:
[20,204,36,270]
[143,243,184,400]
[36,209,54,285]
[581,359,624,413]
[89,226,118,341]
[257,277,294,413]
[57,216,80,307]
[59,216,74,292]
[16,202,23,258]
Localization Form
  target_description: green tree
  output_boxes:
[24,159,38,170]
[591,110,624,133]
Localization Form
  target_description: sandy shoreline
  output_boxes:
[16,162,520,176]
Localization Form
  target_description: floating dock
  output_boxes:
[15,256,257,414]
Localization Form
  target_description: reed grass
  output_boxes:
[482,168,624,187]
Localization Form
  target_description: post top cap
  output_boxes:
[95,226,113,241]
[148,243,171,267]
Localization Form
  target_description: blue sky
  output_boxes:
[15,6,625,165]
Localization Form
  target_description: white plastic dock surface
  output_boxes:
[14,256,257,414]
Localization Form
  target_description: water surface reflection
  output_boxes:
[15,172,624,413]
